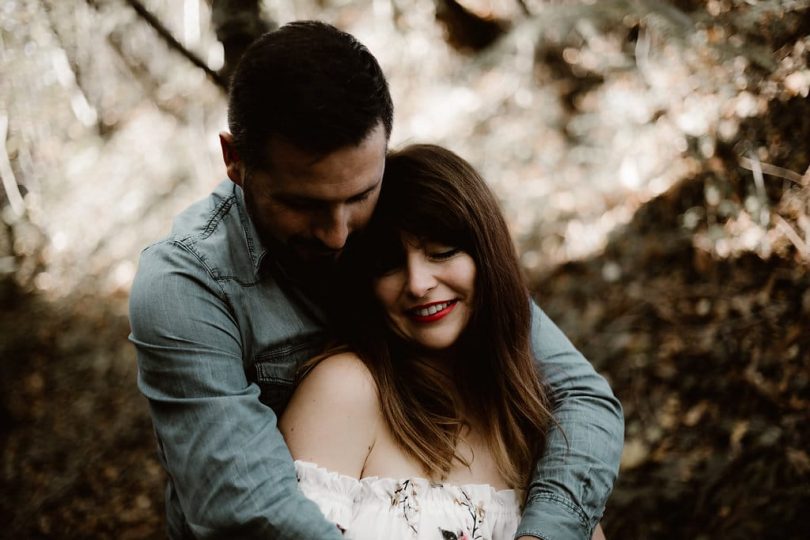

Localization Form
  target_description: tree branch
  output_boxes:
[739,156,805,187]
[0,115,25,218]
[122,0,227,90]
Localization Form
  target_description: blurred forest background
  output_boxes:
[0,0,808,538]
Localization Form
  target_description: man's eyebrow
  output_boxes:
[275,194,322,206]
[276,180,381,205]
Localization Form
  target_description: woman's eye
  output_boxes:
[428,248,461,260]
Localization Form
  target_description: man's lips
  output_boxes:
[406,300,458,323]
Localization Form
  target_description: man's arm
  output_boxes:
[129,241,343,539]
[515,302,624,540]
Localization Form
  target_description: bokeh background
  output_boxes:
[1,0,808,538]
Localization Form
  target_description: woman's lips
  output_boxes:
[406,300,458,323]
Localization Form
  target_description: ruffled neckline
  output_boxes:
[295,460,522,507]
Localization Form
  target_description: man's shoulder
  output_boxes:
[165,180,239,248]
[139,180,255,281]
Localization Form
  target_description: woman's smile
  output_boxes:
[406,300,459,323]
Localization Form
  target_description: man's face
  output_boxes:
[230,122,387,266]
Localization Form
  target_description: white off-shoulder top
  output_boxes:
[295,460,523,540]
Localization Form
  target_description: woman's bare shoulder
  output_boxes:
[304,351,377,390]
[279,351,380,477]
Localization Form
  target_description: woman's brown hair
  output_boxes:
[331,144,556,489]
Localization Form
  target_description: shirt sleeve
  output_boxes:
[515,301,624,540]
[129,241,342,540]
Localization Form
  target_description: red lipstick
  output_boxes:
[407,300,458,323]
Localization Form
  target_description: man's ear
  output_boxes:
[219,132,245,186]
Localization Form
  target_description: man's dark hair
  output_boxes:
[227,20,394,170]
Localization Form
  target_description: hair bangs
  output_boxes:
[376,172,474,254]
[396,203,471,254]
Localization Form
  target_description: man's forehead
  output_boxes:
[262,122,389,169]
[255,124,387,200]
[262,136,327,169]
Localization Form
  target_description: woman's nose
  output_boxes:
[404,258,437,298]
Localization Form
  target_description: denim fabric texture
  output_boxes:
[129,180,624,540]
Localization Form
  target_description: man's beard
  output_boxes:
[285,237,343,265]
[256,227,343,282]
[242,190,331,267]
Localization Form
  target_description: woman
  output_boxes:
[279,144,557,539]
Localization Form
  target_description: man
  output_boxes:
[129,21,623,539]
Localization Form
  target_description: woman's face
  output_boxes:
[372,233,476,351]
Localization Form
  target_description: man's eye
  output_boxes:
[284,200,317,211]
[348,189,376,205]
[349,192,370,203]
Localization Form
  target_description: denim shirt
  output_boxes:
[129,180,624,540]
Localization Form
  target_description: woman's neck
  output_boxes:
[401,333,467,372]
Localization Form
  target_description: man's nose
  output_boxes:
[312,206,350,251]
[405,259,437,298]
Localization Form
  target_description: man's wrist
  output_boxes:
[517,491,592,540]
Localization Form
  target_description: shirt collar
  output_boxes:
[234,182,329,324]
[234,183,269,276]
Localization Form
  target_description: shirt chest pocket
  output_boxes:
[251,340,325,414]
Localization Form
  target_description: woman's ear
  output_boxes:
[219,132,245,186]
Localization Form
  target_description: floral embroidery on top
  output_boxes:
[294,461,521,540]
[391,479,420,536]
[439,528,473,540]
[453,487,485,540]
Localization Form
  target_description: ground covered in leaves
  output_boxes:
[1,0,808,538]
[538,99,810,538]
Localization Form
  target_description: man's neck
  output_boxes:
[264,246,339,317]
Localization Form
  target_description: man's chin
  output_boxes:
[283,245,344,277]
